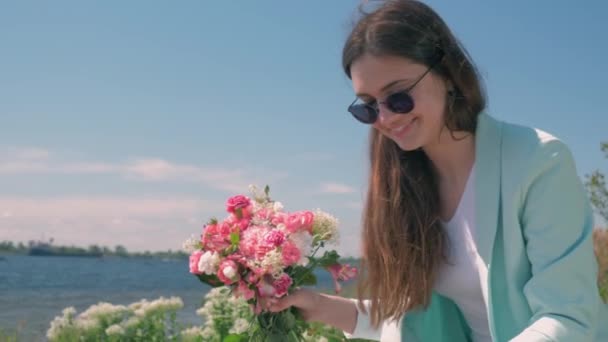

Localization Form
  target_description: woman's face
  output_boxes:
[349,53,450,151]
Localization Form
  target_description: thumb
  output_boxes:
[269,288,310,312]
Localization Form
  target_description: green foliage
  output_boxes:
[585,142,608,222]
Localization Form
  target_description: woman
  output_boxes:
[269,1,608,341]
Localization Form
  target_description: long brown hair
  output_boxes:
[342,0,486,327]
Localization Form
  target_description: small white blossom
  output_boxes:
[312,209,339,244]
[78,302,127,321]
[181,326,205,337]
[272,201,284,212]
[133,296,183,317]
[74,318,98,331]
[260,249,284,277]
[182,235,201,253]
[230,318,249,334]
[105,324,125,336]
[201,325,217,339]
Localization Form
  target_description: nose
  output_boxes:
[376,104,395,125]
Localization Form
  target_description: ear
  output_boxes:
[445,80,455,96]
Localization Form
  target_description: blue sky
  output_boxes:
[1,1,606,256]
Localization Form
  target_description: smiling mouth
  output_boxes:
[391,119,416,137]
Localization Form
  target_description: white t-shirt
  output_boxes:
[434,165,492,342]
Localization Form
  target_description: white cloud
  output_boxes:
[0,146,282,193]
[319,182,356,194]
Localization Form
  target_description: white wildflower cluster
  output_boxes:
[311,209,339,245]
[78,302,128,321]
[105,324,125,336]
[229,318,250,334]
[193,286,253,340]
[130,296,183,317]
[46,296,184,342]
[260,249,285,277]
[46,307,77,340]
[182,234,202,253]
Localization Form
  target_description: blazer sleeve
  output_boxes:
[511,139,602,341]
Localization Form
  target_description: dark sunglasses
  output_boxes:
[347,55,443,124]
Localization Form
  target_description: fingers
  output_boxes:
[268,288,310,312]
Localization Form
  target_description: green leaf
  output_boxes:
[318,250,340,267]
[299,272,317,286]
[282,310,296,330]
[223,334,247,342]
[196,273,224,287]
[230,232,240,245]
[264,185,270,196]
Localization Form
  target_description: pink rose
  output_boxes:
[281,241,301,266]
[255,208,275,221]
[285,211,314,233]
[270,212,288,226]
[240,225,269,258]
[201,222,231,252]
[272,273,293,298]
[226,214,251,231]
[217,259,240,285]
[255,243,274,260]
[226,195,252,218]
[189,251,203,274]
[263,229,285,247]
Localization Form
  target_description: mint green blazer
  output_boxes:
[348,113,608,341]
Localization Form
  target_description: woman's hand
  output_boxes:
[267,288,321,321]
[266,288,359,334]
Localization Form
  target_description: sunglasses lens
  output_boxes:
[386,92,414,113]
[348,104,377,124]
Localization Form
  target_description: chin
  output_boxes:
[395,140,422,152]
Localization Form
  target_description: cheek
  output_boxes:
[413,89,447,129]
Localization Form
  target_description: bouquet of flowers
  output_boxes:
[185,185,357,342]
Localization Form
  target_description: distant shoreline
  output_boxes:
[0,240,188,260]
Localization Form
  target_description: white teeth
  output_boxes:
[393,124,407,135]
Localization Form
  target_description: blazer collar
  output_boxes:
[474,113,504,266]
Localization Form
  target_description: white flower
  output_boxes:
[78,302,127,321]
[105,324,125,336]
[181,326,205,337]
[201,325,217,339]
[123,316,140,329]
[318,337,329,342]
[133,296,183,317]
[182,235,201,253]
[230,318,250,334]
[289,230,313,266]
[198,250,220,275]
[47,316,69,340]
[260,249,284,276]
[74,318,98,331]
[272,201,284,212]
[222,265,237,279]
[312,209,339,244]
[61,307,76,319]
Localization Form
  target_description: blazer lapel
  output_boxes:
[474,113,503,267]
